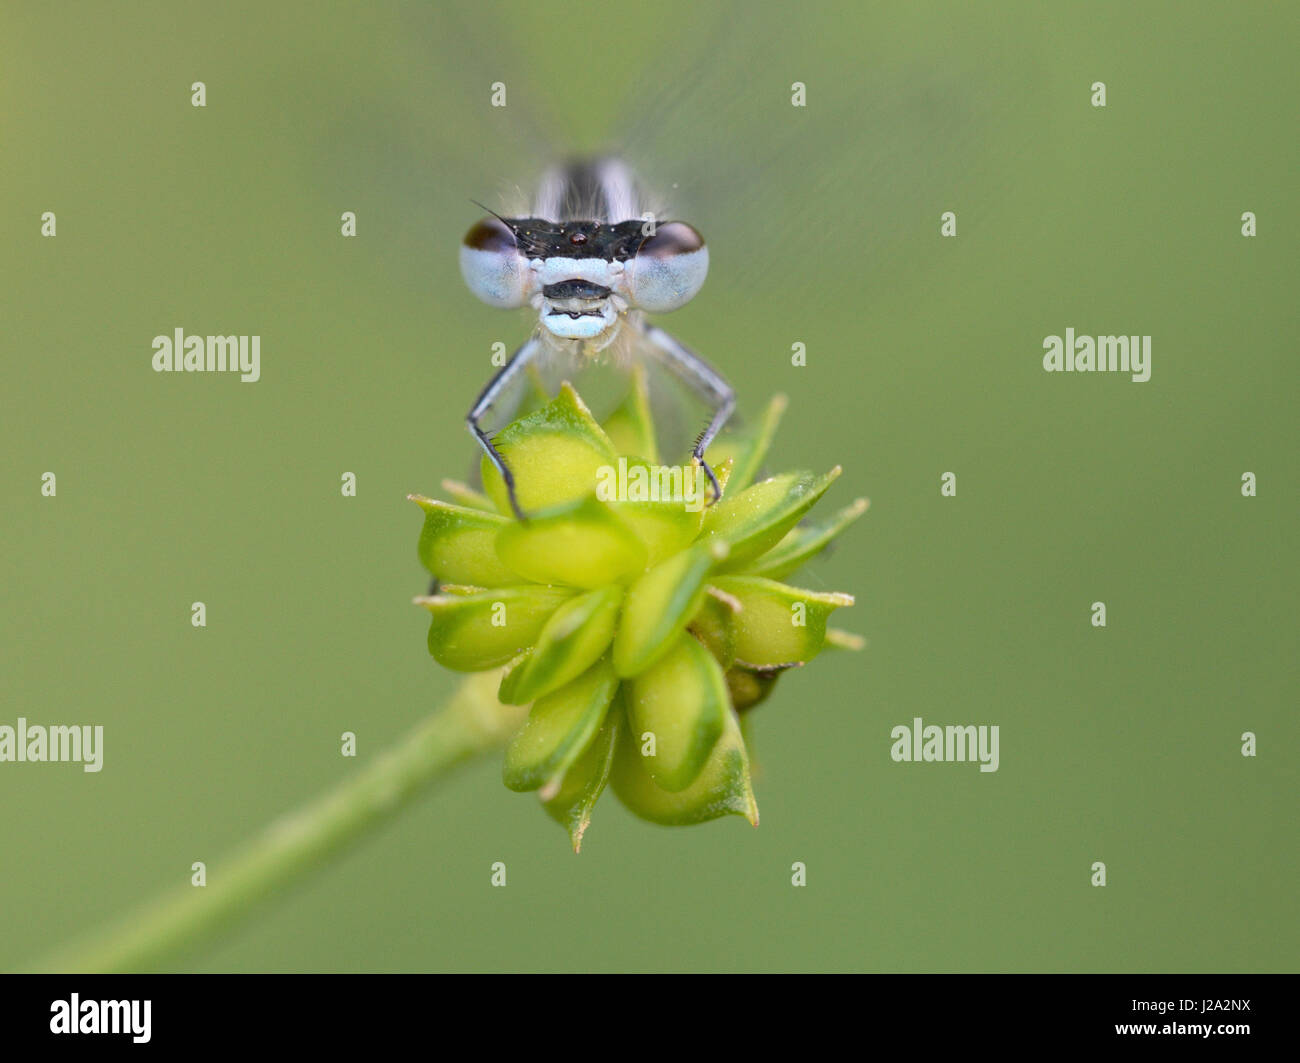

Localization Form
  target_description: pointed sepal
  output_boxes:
[418,584,573,670]
[540,700,622,851]
[744,497,868,580]
[710,575,853,667]
[613,541,728,678]
[701,467,841,570]
[480,383,619,514]
[410,495,515,588]
[610,697,758,826]
[498,586,623,705]
[503,658,619,792]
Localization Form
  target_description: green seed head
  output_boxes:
[410,376,865,851]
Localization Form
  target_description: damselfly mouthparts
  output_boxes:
[460,157,733,521]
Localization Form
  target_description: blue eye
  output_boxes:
[460,217,531,308]
[627,222,708,312]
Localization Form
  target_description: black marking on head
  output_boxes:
[501,218,651,261]
[542,279,612,300]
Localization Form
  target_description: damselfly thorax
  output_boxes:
[460,157,733,520]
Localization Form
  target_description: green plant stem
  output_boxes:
[25,672,525,973]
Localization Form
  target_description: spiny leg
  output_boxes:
[467,335,542,521]
[641,322,735,503]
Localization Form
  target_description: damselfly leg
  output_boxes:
[639,322,734,504]
[466,336,543,521]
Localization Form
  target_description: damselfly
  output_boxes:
[459,157,733,520]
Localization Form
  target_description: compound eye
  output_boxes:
[627,222,708,312]
[463,216,516,253]
[638,221,704,258]
[460,216,531,308]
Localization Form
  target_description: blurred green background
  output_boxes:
[2,0,1295,972]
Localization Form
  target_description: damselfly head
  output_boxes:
[460,202,708,341]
